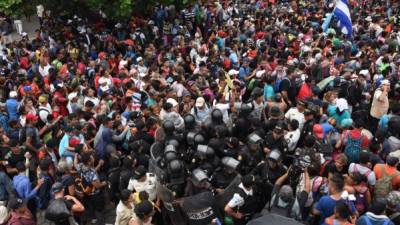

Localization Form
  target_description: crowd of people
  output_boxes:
[1,0,400,225]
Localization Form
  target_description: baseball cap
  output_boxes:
[313,124,324,139]
[9,91,18,98]
[26,113,38,121]
[268,150,281,161]
[279,185,294,202]
[38,95,47,104]
[381,79,390,86]
[195,97,205,107]
[269,106,282,118]
[136,57,143,62]
[132,165,147,180]
[166,98,178,107]
[51,182,64,193]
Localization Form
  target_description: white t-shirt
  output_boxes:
[285,129,301,152]
[227,183,253,208]
[285,108,305,131]
[127,173,158,201]
[39,64,52,77]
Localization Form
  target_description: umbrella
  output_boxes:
[247,213,303,225]
[123,39,134,46]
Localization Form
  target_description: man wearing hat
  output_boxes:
[46,182,84,225]
[370,79,390,133]
[127,165,158,202]
[7,198,35,225]
[264,121,288,156]
[37,95,52,127]
[191,97,211,126]
[6,91,19,121]
[346,71,367,113]
[22,113,42,153]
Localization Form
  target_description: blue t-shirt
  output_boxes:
[316,196,356,224]
[264,84,275,101]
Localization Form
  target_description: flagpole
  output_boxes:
[322,0,339,33]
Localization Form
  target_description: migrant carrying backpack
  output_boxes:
[45,198,71,222]
[344,132,364,163]
[75,170,96,198]
[374,164,400,201]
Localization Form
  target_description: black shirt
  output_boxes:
[280,78,297,104]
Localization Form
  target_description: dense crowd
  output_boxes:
[1,0,400,225]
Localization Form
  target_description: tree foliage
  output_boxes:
[1,0,195,19]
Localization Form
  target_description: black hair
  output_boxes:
[81,152,92,165]
[330,173,345,192]
[359,151,370,164]
[120,189,132,202]
[335,201,351,220]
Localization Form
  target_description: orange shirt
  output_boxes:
[373,164,400,189]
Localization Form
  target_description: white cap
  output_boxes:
[381,79,390,86]
[166,98,178,107]
[195,97,205,107]
[336,98,349,112]
[68,92,78,101]
[136,57,143,62]
[359,69,369,76]
[228,69,239,76]
[9,91,18,98]
[365,16,372,22]
[98,77,108,84]
[256,70,265,78]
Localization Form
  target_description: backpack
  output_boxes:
[354,185,368,214]
[45,198,71,222]
[362,216,391,225]
[75,170,96,198]
[374,164,400,201]
[344,132,364,163]
[353,164,372,185]
[37,107,50,128]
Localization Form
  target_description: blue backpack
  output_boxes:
[344,132,364,164]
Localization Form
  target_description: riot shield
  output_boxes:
[181,191,217,225]
[214,174,242,212]
[157,184,186,225]
[149,142,166,182]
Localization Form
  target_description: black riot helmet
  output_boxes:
[163,120,175,135]
[197,145,215,159]
[211,109,223,124]
[184,114,196,128]
[167,159,185,184]
[240,103,253,116]
[191,168,209,186]
[166,139,179,149]
[164,145,178,163]
[194,133,206,145]
[388,116,400,138]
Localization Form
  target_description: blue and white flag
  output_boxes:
[333,0,353,37]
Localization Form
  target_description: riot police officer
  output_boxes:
[264,121,288,160]
[224,174,259,225]
[211,157,240,194]
[237,133,264,175]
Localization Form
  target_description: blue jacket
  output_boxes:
[6,98,19,120]
[13,174,37,200]
[356,213,394,225]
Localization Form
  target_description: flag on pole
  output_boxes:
[322,13,334,32]
[333,0,353,37]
